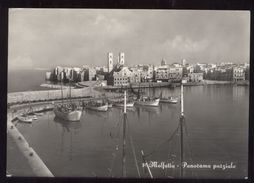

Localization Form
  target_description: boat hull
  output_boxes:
[135,98,160,107]
[17,117,33,123]
[114,102,135,108]
[160,99,178,104]
[86,104,108,112]
[54,108,82,121]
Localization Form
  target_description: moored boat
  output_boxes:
[135,97,160,107]
[86,100,109,112]
[54,77,83,121]
[114,101,135,108]
[54,104,82,121]
[160,97,178,104]
[17,116,33,123]
[34,112,44,116]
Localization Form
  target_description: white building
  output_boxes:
[233,66,245,82]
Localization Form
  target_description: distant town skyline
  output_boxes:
[9,9,250,70]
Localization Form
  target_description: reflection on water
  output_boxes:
[15,85,249,178]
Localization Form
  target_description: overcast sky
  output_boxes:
[8,9,250,70]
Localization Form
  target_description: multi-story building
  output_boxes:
[155,65,170,82]
[84,68,96,81]
[45,71,53,81]
[168,66,183,82]
[188,73,204,82]
[113,66,133,86]
[233,66,245,82]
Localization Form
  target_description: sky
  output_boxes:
[8,9,250,70]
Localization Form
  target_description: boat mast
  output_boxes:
[122,90,127,177]
[180,79,184,178]
[69,79,72,103]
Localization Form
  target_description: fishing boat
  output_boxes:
[131,83,160,107]
[28,114,38,120]
[17,116,33,123]
[108,103,113,108]
[54,103,82,121]
[54,77,83,121]
[113,101,135,108]
[86,100,108,112]
[160,96,178,104]
[34,112,44,116]
[135,97,160,107]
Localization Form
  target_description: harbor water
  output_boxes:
[8,85,249,178]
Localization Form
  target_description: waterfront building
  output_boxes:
[204,68,233,81]
[113,66,138,86]
[233,66,245,82]
[155,65,170,82]
[45,71,53,81]
[70,67,81,82]
[168,66,183,82]
[188,73,204,82]
[186,65,194,73]
[113,67,131,86]
[54,66,64,81]
[84,68,96,81]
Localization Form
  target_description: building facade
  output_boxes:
[188,73,204,82]
[168,67,183,82]
[233,67,245,82]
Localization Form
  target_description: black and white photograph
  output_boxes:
[6,9,250,179]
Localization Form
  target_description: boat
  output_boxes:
[54,104,82,121]
[54,78,83,121]
[17,116,33,123]
[34,112,44,116]
[160,96,178,104]
[131,83,160,107]
[86,100,108,112]
[113,101,135,108]
[28,115,38,120]
[135,97,160,107]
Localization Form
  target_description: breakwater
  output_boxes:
[7,105,55,177]
[8,87,102,105]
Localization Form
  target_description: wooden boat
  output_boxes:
[54,104,82,121]
[17,116,33,123]
[28,115,38,120]
[135,97,160,107]
[160,97,178,104]
[54,78,83,121]
[86,100,108,112]
[113,101,135,108]
[34,112,44,116]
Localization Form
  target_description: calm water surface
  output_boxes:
[14,85,249,178]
